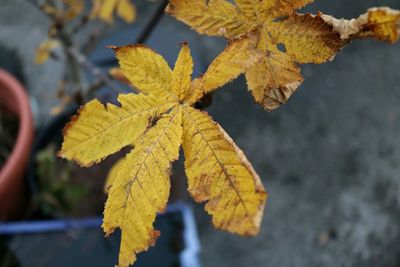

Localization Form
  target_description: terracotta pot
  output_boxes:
[0,68,34,220]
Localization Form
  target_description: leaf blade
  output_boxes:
[268,13,343,64]
[182,106,267,235]
[35,39,60,64]
[166,0,254,39]
[113,45,177,101]
[234,0,267,22]
[185,35,262,104]
[117,0,136,23]
[322,7,400,43]
[263,0,314,18]
[91,0,136,23]
[171,43,194,101]
[103,107,182,267]
[246,46,303,111]
[59,93,175,166]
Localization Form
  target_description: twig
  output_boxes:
[26,0,134,98]
[136,0,169,44]
[67,47,117,93]
[70,15,90,35]
[27,0,116,94]
[26,0,56,20]
[95,0,168,67]
[82,23,109,54]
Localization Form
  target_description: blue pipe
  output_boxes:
[0,217,102,234]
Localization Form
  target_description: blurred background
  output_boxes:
[0,0,400,266]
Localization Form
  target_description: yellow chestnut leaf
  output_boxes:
[91,0,136,23]
[60,41,267,266]
[59,94,175,166]
[182,106,266,235]
[103,108,182,266]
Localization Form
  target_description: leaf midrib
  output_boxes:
[185,107,251,214]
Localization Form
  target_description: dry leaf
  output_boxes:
[91,0,136,23]
[165,0,254,39]
[321,7,400,43]
[112,44,175,100]
[60,40,267,266]
[63,0,85,20]
[104,107,182,266]
[185,35,263,105]
[167,0,400,110]
[35,39,60,64]
[182,107,266,235]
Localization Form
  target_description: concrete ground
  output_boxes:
[1,0,400,266]
[198,1,400,267]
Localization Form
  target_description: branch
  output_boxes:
[70,15,90,35]
[66,47,117,94]
[94,0,168,67]
[25,0,56,20]
[136,0,169,44]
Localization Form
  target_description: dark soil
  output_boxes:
[34,145,129,218]
[67,151,126,217]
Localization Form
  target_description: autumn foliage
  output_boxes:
[58,0,400,266]
[167,0,400,110]
[60,39,266,266]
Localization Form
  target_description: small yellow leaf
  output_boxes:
[63,0,85,20]
[51,105,64,116]
[93,0,117,23]
[91,0,136,23]
[103,107,182,267]
[364,8,400,43]
[117,0,136,23]
[59,93,176,166]
[35,39,60,64]
[113,45,177,101]
[41,4,58,16]
[182,106,267,235]
[171,43,193,101]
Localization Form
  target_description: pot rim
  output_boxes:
[0,68,34,217]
